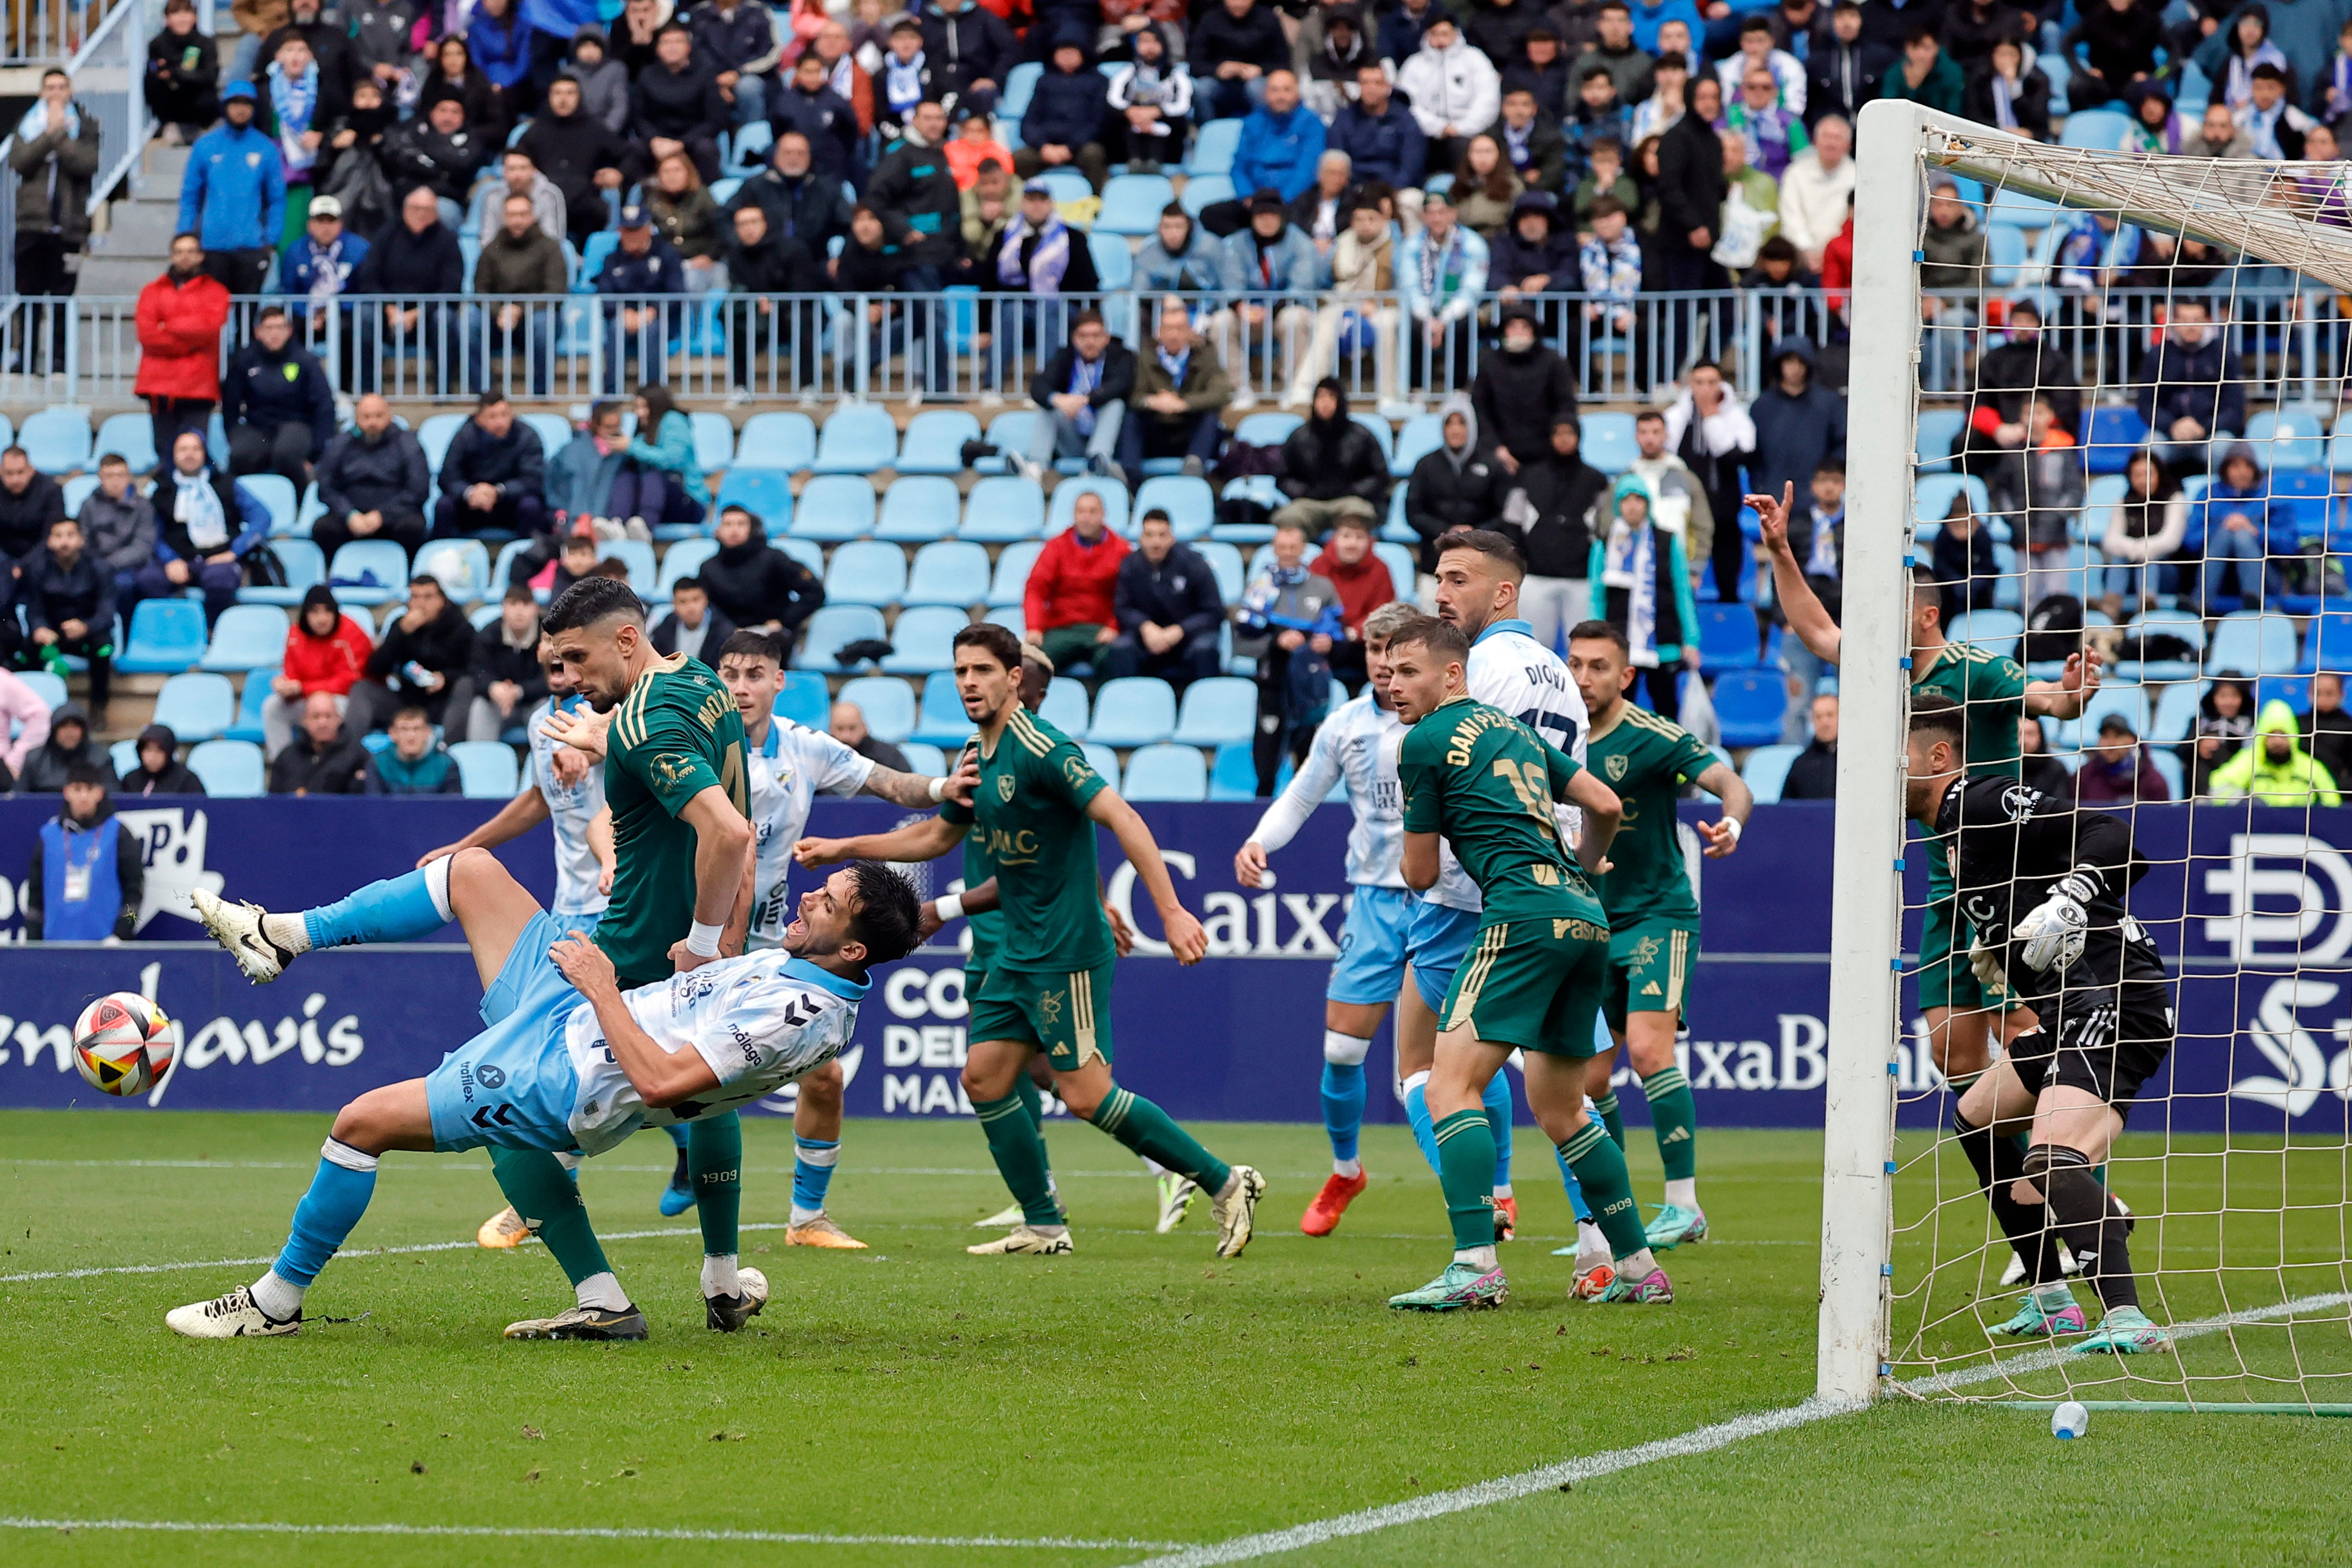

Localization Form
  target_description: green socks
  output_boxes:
[1559,1121,1647,1259]
[489,1145,613,1288]
[1089,1088,1231,1196]
[1640,1067,1697,1183]
[976,1093,1062,1226]
[1432,1107,1498,1251]
[1014,1073,1056,1183]
[688,1112,743,1259]
[1593,1090,1626,1150]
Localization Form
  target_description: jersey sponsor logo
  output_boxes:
[1062,755,1093,789]
[1553,917,1604,941]
[1630,934,1663,969]
[1605,754,1630,782]
[2002,785,2040,822]
[474,1064,507,1089]
[650,754,700,792]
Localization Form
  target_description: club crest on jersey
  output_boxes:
[1605,754,1630,782]
[997,773,1015,802]
[2002,785,2040,822]
[650,754,699,791]
[1062,756,1092,789]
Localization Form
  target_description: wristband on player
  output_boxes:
[929,775,948,803]
[1720,817,1742,843]
[2054,868,2102,905]
[686,920,724,958]
[934,893,965,923]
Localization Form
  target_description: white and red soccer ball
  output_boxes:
[72,992,176,1097]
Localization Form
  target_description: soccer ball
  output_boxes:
[72,992,175,1097]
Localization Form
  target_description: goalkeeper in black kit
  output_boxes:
[1906,694,2172,1355]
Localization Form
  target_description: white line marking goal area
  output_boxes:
[0,1519,1189,1551]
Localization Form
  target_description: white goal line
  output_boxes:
[0,1518,1188,1551]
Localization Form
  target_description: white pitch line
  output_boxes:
[1126,1289,2352,1567]
[0,1223,799,1284]
[0,1518,1187,1551]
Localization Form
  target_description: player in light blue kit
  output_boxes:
[1236,602,1418,1236]
[715,628,976,1249]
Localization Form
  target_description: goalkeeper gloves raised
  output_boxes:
[2014,871,2100,974]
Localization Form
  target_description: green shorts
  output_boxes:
[1439,914,1611,1057]
[969,958,1116,1072]
[1918,859,2005,1014]
[1601,920,1700,1036]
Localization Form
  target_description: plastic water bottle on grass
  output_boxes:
[2051,1401,2089,1440]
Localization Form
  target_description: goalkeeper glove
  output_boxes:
[1968,938,2007,992]
[2014,871,2098,974]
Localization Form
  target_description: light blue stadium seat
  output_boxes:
[736,411,819,472]
[1187,117,1240,174]
[449,741,521,797]
[814,404,899,474]
[879,605,970,674]
[725,117,772,174]
[795,604,889,669]
[1912,473,1990,528]
[2151,679,2204,744]
[901,740,947,774]
[199,605,290,672]
[897,410,983,475]
[1374,541,1414,597]
[2248,407,2327,471]
[1916,408,1967,471]
[825,539,907,606]
[417,412,468,477]
[1233,412,1301,450]
[1133,475,1214,541]
[963,475,1047,542]
[1090,230,1134,291]
[1170,676,1255,745]
[988,538,1043,607]
[877,475,964,541]
[656,537,720,598]
[1097,173,1176,235]
[693,411,738,473]
[18,669,67,711]
[2079,405,2150,475]
[110,738,140,776]
[983,608,1026,642]
[327,539,412,604]
[1949,608,2026,660]
[1082,742,1122,788]
[186,738,265,797]
[597,538,657,597]
[714,467,794,531]
[1580,410,1637,474]
[19,406,92,474]
[469,604,502,630]
[2149,747,2185,799]
[62,474,98,515]
[776,536,825,577]
[1693,602,1760,672]
[1047,475,1131,536]
[1207,742,1257,798]
[977,409,1037,473]
[413,538,493,602]
[790,474,878,541]
[524,413,574,458]
[837,674,917,742]
[1086,676,1176,744]
[1985,224,2026,289]
[1038,675,1089,734]
[207,409,229,468]
[224,664,274,743]
[150,671,236,740]
[118,599,209,673]
[1711,669,1786,748]
[1121,743,1208,800]
[912,674,976,743]
[776,669,830,729]
[241,472,300,536]
[906,539,991,607]
[1391,412,1443,477]
[2056,683,2149,751]
[94,412,159,473]
[2057,109,2131,149]
[1985,187,2060,229]
[1000,59,1042,121]
[1178,173,1234,218]
[2209,610,2300,675]
[1741,743,1802,803]
[1196,539,1244,604]
[1032,167,1091,204]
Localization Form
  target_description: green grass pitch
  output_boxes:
[4,1111,2349,1566]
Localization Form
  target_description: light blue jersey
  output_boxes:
[528,695,609,920]
[745,718,875,948]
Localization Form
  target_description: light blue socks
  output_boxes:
[792,1135,840,1221]
[272,1138,379,1286]
[301,859,454,950]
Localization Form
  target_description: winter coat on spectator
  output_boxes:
[467,615,550,705]
[1663,385,1754,550]
[440,420,547,506]
[1234,100,1328,204]
[1485,107,1571,192]
[920,1,1018,101]
[1917,199,1986,291]
[1654,107,1727,258]
[77,486,157,578]
[1782,733,1839,796]
[1776,145,1855,258]
[1279,396,1389,507]
[2203,701,2337,805]
[133,266,233,403]
[17,701,106,793]
[2309,695,2352,786]
[1405,393,1504,572]
[117,723,208,795]
[1938,0,2027,68]
[1969,327,2079,439]
[1513,439,1609,578]
[1627,0,1703,52]
[474,223,571,295]
[1489,197,1580,289]
[315,424,431,522]
[561,26,633,133]
[518,102,630,215]
[547,428,625,523]
[1398,33,1502,139]
[2101,473,2189,569]
[10,102,102,251]
[365,599,475,698]
[2137,327,2246,441]
[1219,223,1321,301]
[223,338,337,450]
[2064,0,2166,92]
[17,543,116,642]
[726,227,823,294]
[0,472,68,561]
[692,0,785,80]
[1747,337,1846,505]
[353,214,466,295]
[1807,33,1890,125]
[1030,341,1138,419]
[867,131,962,247]
[1399,221,1489,327]
[729,163,855,252]
[269,721,372,793]
[179,119,286,253]
[1327,96,1428,191]
[1115,544,1225,641]
[701,521,825,635]
[772,78,862,182]
[1310,543,1397,634]
[1023,56,1110,151]
[0,668,47,780]
[1572,37,1654,106]
[650,602,738,658]
[1135,218,1227,294]
[282,587,374,695]
[380,117,490,204]
[1026,525,1129,632]
[1961,58,2052,137]
[1879,40,1965,112]
[1470,336,1579,468]
[2075,738,2170,804]
[2192,469,2299,556]
[1930,514,1998,626]
[594,231,688,299]
[1466,0,1544,68]
[155,464,269,568]
[634,57,729,145]
[1191,1,1291,80]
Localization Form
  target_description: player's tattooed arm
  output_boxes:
[417,781,550,866]
[796,812,964,868]
[1085,789,1208,964]
[1691,761,1753,858]
[1744,483,1843,667]
[549,934,722,1107]
[860,749,980,808]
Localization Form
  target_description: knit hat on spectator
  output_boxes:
[224,80,257,100]
[1248,188,1285,215]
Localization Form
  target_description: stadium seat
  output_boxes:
[150,671,237,741]
[62,473,98,516]
[1170,676,1255,745]
[692,412,737,473]
[1581,411,1638,474]
[417,413,468,477]
[469,604,502,630]
[1983,187,2059,229]
[1178,173,1234,218]
[2149,747,2185,799]
[1233,413,1302,450]
[1693,602,1762,672]
[2254,673,2313,715]
[1197,540,1245,604]
[655,537,720,598]
[1133,475,1214,540]
[1912,473,1989,528]
[1949,608,2026,660]
[905,540,992,607]
[109,738,140,776]
[983,608,1026,642]
[1710,669,1786,748]
[1741,742,1802,803]
[776,537,825,577]
[837,674,917,742]
[240,473,300,537]
[790,474,879,541]
[912,673,976,743]
[1082,742,1123,788]
[2057,683,2149,751]
[814,405,899,474]
[880,606,971,674]
[17,669,67,711]
[776,669,830,730]
[2057,107,2131,149]
[2209,610,2300,674]
[795,604,888,669]
[597,539,656,597]
[896,410,983,475]
[2150,679,2204,744]
[1032,167,1092,204]
[186,738,266,797]
[1391,412,1443,477]
[1047,475,1131,537]
[714,467,794,532]
[198,605,290,672]
[327,539,412,604]
[18,405,92,474]
[1374,542,1415,598]
[238,537,326,609]
[1090,231,1135,291]
[524,413,574,458]
[876,475,963,542]
[2248,407,2327,471]
[1207,742,1257,799]
[413,539,493,602]
[978,410,1037,473]
[988,539,1043,607]
[999,59,1042,121]
[222,664,274,743]
[117,599,209,673]
[448,740,521,798]
[825,539,908,607]
[94,411,159,473]
[1037,675,1090,734]
[1186,117,1240,174]
[2074,405,2150,475]
[736,412,819,473]
[964,475,1047,542]
[1916,408,1967,472]
[1087,676,1176,745]
[900,741,947,775]
[1121,743,1208,801]
[1097,173,1177,235]
[1349,412,1395,468]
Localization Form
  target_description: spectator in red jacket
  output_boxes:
[261,585,374,760]
[1023,488,1131,674]
[134,234,234,477]
[1308,510,1397,693]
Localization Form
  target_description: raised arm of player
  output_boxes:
[1747,484,1843,667]
[795,812,964,869]
[1236,720,1344,887]
[860,749,982,809]
[672,786,756,972]
[1084,788,1208,964]
[2024,648,2103,720]
[416,782,550,866]
[541,702,613,761]
[548,932,722,1107]
[1690,759,1754,858]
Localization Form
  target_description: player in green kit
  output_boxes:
[1382,616,1675,1311]
[797,623,1266,1258]
[1565,620,1753,1263]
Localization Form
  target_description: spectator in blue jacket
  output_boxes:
[1015,37,1112,192]
[691,0,786,127]
[1327,64,1426,193]
[2196,441,2289,610]
[596,204,688,393]
[279,197,369,354]
[1629,0,1706,53]
[1214,191,1319,408]
[223,305,337,488]
[1135,204,1226,295]
[468,0,537,108]
[178,81,287,296]
[1232,69,1326,203]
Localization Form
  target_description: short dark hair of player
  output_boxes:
[1436,527,1526,581]
[1635,409,1665,428]
[1909,691,1965,749]
[64,761,112,791]
[1740,13,1773,34]
[1567,619,1629,656]
[544,575,646,634]
[718,626,787,667]
[1139,507,1173,531]
[669,574,704,597]
[1815,459,1845,479]
[1909,563,1942,618]
[256,304,288,326]
[1387,613,1470,666]
[952,621,1023,673]
[1332,510,1373,537]
[845,861,923,970]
